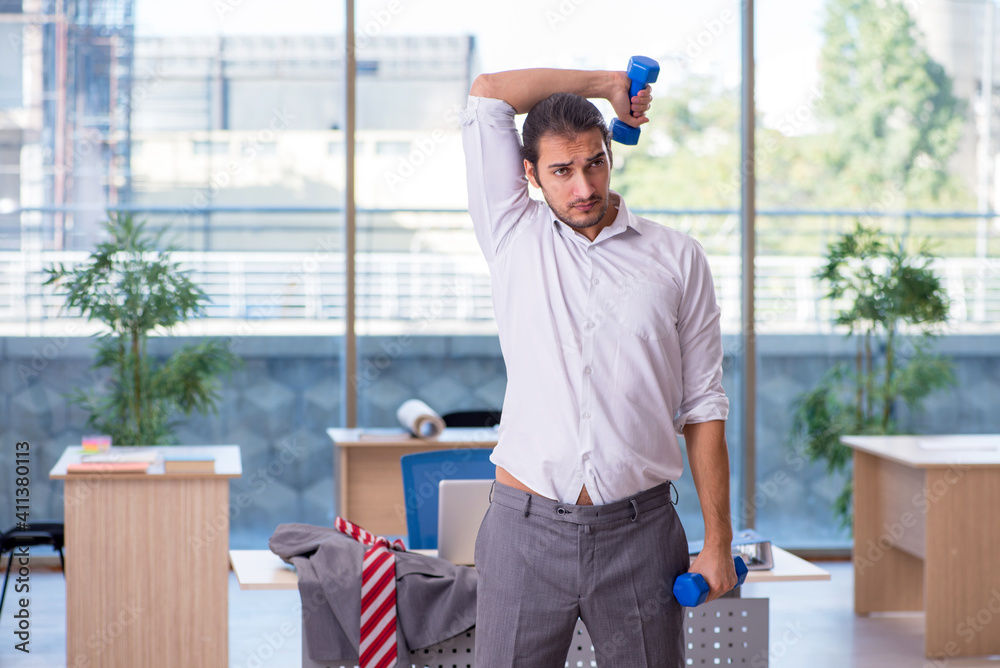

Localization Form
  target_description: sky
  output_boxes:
[134,0,828,126]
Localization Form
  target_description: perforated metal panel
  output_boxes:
[302,628,478,668]
[411,629,477,668]
[303,599,769,668]
[683,598,770,666]
[564,617,597,667]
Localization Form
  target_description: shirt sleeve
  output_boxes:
[673,241,730,433]
[460,95,535,262]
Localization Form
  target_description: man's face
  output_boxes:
[524,128,612,231]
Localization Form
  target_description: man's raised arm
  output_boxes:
[461,68,652,261]
[470,68,648,126]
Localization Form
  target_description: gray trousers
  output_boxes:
[474,480,689,668]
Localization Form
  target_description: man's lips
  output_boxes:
[573,199,598,212]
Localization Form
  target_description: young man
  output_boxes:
[460,68,736,667]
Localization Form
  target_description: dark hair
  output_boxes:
[520,92,612,170]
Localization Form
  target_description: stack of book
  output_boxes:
[162,454,216,474]
[67,448,160,474]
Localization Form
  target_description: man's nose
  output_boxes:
[571,173,595,200]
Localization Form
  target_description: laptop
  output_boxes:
[436,479,494,566]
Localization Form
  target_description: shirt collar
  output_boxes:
[551,190,643,244]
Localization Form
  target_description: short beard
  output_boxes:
[547,193,610,230]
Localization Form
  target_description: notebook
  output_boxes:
[436,479,494,566]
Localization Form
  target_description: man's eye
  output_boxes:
[554,168,567,176]
[591,160,605,168]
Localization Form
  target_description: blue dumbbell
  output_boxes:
[673,556,749,607]
[610,55,660,145]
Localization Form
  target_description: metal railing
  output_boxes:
[2,206,999,334]
[3,250,998,334]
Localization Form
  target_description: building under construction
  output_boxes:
[0,0,476,252]
[0,0,135,251]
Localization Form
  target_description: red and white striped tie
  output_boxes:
[334,517,406,668]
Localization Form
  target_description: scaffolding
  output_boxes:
[0,0,134,251]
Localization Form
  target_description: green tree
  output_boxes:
[817,0,968,207]
[46,213,240,445]
[614,77,739,210]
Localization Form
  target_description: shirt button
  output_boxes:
[582,412,591,419]
[592,278,600,285]
[585,321,595,330]
[584,366,593,375]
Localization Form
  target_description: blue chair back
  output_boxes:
[400,448,496,549]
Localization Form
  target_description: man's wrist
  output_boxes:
[702,532,734,552]
[598,70,621,101]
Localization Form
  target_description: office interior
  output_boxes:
[1,0,999,666]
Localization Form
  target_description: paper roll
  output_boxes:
[396,399,446,439]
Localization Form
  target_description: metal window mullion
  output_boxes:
[741,0,757,530]
[343,0,357,428]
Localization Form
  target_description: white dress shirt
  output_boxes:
[460,95,729,505]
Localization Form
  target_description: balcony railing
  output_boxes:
[2,207,998,335]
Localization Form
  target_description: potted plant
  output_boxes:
[791,221,954,528]
[46,213,240,445]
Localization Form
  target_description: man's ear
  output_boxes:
[524,159,541,189]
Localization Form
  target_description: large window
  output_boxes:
[7,0,995,551]
[755,0,1000,548]
[353,0,744,542]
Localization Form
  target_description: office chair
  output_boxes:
[0,522,65,618]
[400,449,496,549]
[440,409,502,428]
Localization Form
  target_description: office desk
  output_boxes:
[327,428,497,536]
[51,445,242,668]
[232,545,826,668]
[842,434,1000,658]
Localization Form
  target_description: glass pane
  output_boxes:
[0,0,345,548]
[755,0,1000,549]
[355,2,742,543]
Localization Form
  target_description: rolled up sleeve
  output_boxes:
[673,242,730,433]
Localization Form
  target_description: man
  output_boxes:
[460,67,736,667]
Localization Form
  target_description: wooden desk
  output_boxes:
[327,427,497,536]
[842,434,1000,658]
[50,445,242,668]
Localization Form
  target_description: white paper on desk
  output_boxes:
[916,436,1000,451]
[396,399,446,439]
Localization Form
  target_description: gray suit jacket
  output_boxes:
[269,523,478,663]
